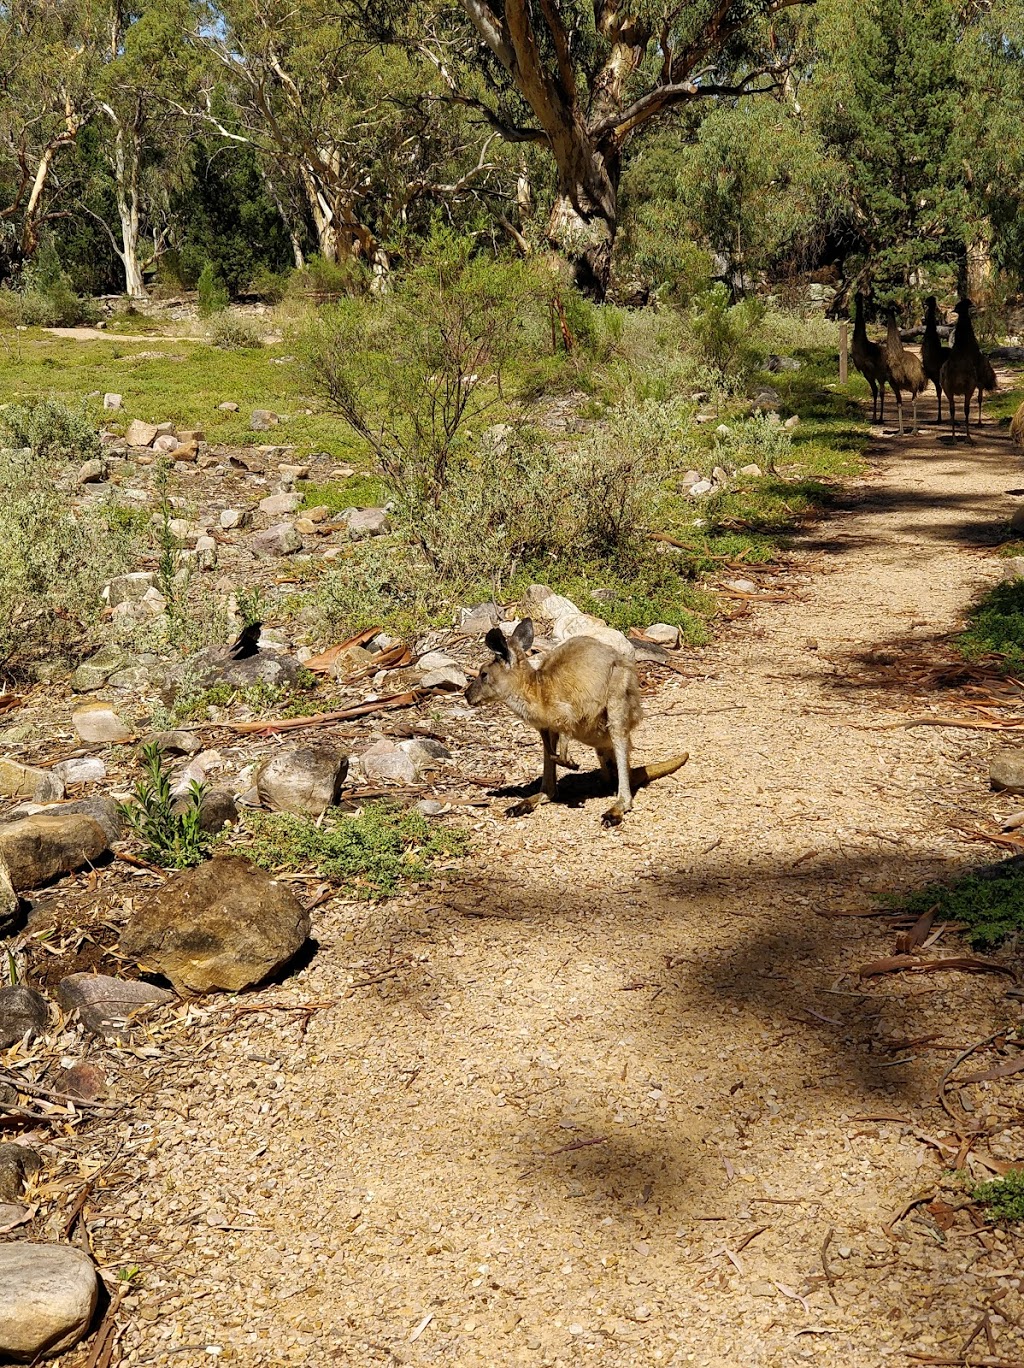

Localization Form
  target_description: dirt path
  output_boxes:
[94,403,1024,1367]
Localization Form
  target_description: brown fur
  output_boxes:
[884,314,927,435]
[851,292,891,423]
[1011,400,1024,451]
[465,619,687,824]
[940,298,984,443]
[920,296,949,423]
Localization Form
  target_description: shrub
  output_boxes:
[0,244,99,328]
[958,580,1024,669]
[689,285,765,383]
[209,313,264,349]
[974,1170,1024,1223]
[713,414,794,474]
[244,802,469,899]
[197,263,229,316]
[884,860,1024,951]
[289,254,369,301]
[0,398,100,463]
[0,447,138,673]
[119,742,210,868]
[249,265,290,303]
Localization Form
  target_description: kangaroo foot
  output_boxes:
[601,803,626,827]
[506,792,551,818]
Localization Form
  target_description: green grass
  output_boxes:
[243,802,469,899]
[0,326,361,462]
[958,580,1024,669]
[884,859,1024,950]
[299,474,389,512]
[975,1170,1024,1223]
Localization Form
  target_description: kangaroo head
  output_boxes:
[465,619,535,707]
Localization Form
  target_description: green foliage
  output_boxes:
[244,803,469,899]
[958,580,1024,669]
[974,1170,1024,1223]
[714,414,794,474]
[0,398,100,463]
[688,286,765,384]
[209,313,264,349]
[299,474,390,513]
[197,263,230,317]
[118,742,210,869]
[885,860,1024,951]
[0,245,100,327]
[0,446,137,673]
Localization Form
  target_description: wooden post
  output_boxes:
[839,321,849,384]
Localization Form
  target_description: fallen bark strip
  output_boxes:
[859,955,1016,982]
[906,1356,1024,1367]
[229,690,422,734]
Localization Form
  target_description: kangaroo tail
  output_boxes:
[629,753,689,789]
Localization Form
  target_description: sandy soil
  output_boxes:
[49,397,1024,1367]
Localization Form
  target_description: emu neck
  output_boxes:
[853,297,867,340]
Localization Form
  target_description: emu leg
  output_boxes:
[964,395,974,445]
[897,397,905,436]
[869,379,878,422]
[935,381,943,424]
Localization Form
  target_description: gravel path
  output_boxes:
[74,401,1024,1367]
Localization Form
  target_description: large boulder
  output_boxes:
[0,1243,99,1361]
[71,702,133,744]
[0,813,109,890]
[56,973,174,1036]
[991,751,1024,794]
[120,856,311,994]
[161,643,307,703]
[0,985,49,1047]
[256,745,348,815]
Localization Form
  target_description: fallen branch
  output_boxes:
[230,690,422,735]
[939,1031,1005,1123]
[858,956,1016,982]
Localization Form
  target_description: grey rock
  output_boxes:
[217,400,239,412]
[71,643,126,693]
[784,414,801,430]
[0,813,109,890]
[712,465,730,483]
[0,1242,98,1361]
[764,354,801,372]
[126,418,159,447]
[681,470,702,485]
[219,508,249,530]
[358,741,421,785]
[417,650,459,672]
[0,1144,42,1202]
[71,703,132,744]
[0,986,49,1048]
[0,759,64,802]
[51,757,106,787]
[121,856,311,994]
[738,463,763,477]
[689,480,714,497]
[103,393,122,410]
[77,458,106,484]
[1001,556,1024,582]
[59,797,123,844]
[643,622,681,648]
[343,507,389,539]
[991,752,1024,794]
[714,424,731,437]
[103,571,156,607]
[162,645,307,703]
[251,523,302,557]
[460,602,499,634]
[172,788,238,833]
[398,738,450,769]
[56,973,174,1035]
[0,852,17,928]
[144,730,202,757]
[420,666,468,690]
[250,408,279,430]
[750,387,781,412]
[257,745,348,815]
[106,664,153,690]
[194,534,217,570]
[152,433,180,455]
[259,491,302,517]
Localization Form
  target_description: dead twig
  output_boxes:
[939,1032,1005,1123]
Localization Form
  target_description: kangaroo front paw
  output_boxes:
[601,804,626,827]
[506,793,549,818]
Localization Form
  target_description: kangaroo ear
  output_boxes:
[511,618,534,654]
[484,626,511,662]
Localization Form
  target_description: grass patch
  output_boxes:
[299,474,389,512]
[243,803,469,898]
[957,580,1024,670]
[162,674,321,725]
[884,858,1024,951]
[974,1170,1024,1223]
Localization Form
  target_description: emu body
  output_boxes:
[851,292,890,423]
[921,296,949,424]
[940,299,983,443]
[465,620,686,824]
[884,314,927,435]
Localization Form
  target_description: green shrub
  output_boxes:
[974,1170,1024,1223]
[689,285,765,384]
[884,860,1024,951]
[958,580,1024,669]
[249,265,291,303]
[209,313,264,349]
[0,398,100,462]
[713,414,794,474]
[0,245,99,328]
[244,803,469,899]
[0,448,137,673]
[197,263,229,316]
[119,742,210,869]
[289,254,368,301]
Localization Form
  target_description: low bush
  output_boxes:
[0,397,100,463]
[688,285,765,384]
[209,313,265,350]
[244,803,469,898]
[974,1170,1024,1223]
[118,743,210,869]
[958,580,1024,669]
[713,414,794,474]
[0,447,138,673]
[884,860,1024,951]
[197,263,229,316]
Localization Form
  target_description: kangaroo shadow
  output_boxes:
[491,757,688,811]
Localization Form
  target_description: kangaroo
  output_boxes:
[465,619,688,825]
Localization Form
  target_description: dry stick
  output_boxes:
[0,1067,117,1114]
[906,1357,1024,1367]
[64,1150,124,1240]
[229,690,423,735]
[939,1031,1005,1124]
[84,1281,127,1368]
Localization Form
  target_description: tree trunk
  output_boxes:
[545,151,618,298]
[112,126,146,299]
[20,133,74,258]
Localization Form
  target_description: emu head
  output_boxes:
[464,619,534,707]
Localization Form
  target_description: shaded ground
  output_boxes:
[45,394,1024,1366]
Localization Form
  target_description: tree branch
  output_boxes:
[591,70,785,140]
[457,0,516,74]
